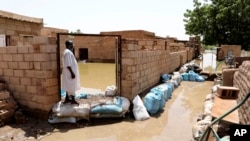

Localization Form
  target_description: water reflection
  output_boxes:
[77,62,116,91]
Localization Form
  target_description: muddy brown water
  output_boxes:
[78,62,116,91]
[42,55,215,141]
[1,53,217,141]
[41,81,214,141]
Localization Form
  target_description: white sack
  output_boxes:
[52,101,90,120]
[132,95,150,121]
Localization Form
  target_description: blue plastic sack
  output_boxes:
[181,73,189,81]
[166,83,173,99]
[144,92,160,115]
[161,74,170,82]
[75,93,88,99]
[188,70,199,81]
[151,84,168,101]
[61,89,66,97]
[90,97,123,114]
[196,75,205,82]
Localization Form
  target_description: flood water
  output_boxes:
[43,81,214,141]
[78,62,116,91]
[43,54,216,141]
[42,53,216,141]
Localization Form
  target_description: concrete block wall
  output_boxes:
[74,36,116,61]
[0,36,59,119]
[186,47,194,61]
[169,51,188,73]
[233,61,250,124]
[221,45,241,57]
[0,17,43,46]
[121,39,171,100]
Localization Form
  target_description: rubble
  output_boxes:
[0,82,18,126]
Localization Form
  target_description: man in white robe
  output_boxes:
[62,40,80,104]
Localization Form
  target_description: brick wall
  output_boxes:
[234,61,250,124]
[120,39,189,100]
[0,17,43,46]
[221,45,241,57]
[0,36,59,119]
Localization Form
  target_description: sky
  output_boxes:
[0,0,194,40]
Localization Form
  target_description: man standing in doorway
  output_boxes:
[62,40,80,105]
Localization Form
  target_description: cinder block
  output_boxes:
[26,85,37,93]
[13,70,24,77]
[8,62,18,69]
[35,70,52,78]
[34,62,41,70]
[17,46,29,53]
[15,85,26,93]
[9,77,20,85]
[20,78,32,85]
[33,36,49,45]
[3,69,13,76]
[123,58,135,65]
[32,44,40,53]
[18,62,32,69]
[6,46,18,53]
[2,54,13,61]
[0,62,8,69]
[222,68,239,86]
[41,62,52,70]
[34,54,51,61]
[24,70,35,78]
[50,54,57,61]
[12,54,24,62]
[216,85,239,99]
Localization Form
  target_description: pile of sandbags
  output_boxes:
[181,70,205,82]
[49,96,130,123]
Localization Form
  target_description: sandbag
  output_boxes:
[181,73,189,81]
[192,120,211,140]
[120,97,130,112]
[105,85,117,96]
[144,92,161,115]
[90,97,130,118]
[52,102,90,120]
[161,74,170,82]
[48,115,76,123]
[151,84,168,101]
[132,95,150,121]
[90,97,122,114]
[173,71,182,84]
[170,79,179,88]
[188,70,198,81]
[166,83,173,99]
[196,75,205,82]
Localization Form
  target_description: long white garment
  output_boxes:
[62,48,80,93]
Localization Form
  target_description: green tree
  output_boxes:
[184,0,250,50]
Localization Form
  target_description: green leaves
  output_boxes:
[184,0,250,50]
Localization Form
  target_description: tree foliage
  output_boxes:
[184,0,250,50]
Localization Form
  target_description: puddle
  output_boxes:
[78,62,116,91]
[42,81,214,141]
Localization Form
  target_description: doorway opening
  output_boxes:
[57,33,121,99]
[79,48,88,60]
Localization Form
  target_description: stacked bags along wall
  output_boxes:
[181,70,205,82]
[143,73,181,115]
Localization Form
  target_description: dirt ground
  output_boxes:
[0,108,126,141]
